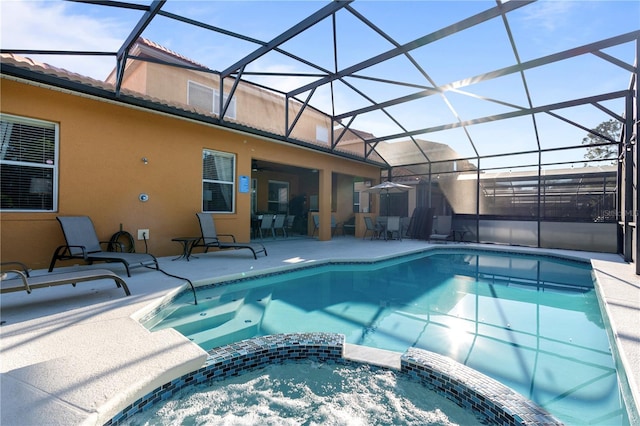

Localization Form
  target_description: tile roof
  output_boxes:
[1,53,116,92]
[135,37,211,70]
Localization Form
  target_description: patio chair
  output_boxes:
[49,216,159,277]
[401,216,411,238]
[258,214,274,240]
[342,216,356,236]
[312,214,340,237]
[312,214,320,236]
[385,216,402,241]
[285,215,296,236]
[192,213,267,259]
[363,216,381,240]
[376,216,388,232]
[273,214,287,238]
[430,215,453,242]
[2,261,130,296]
[331,215,342,236]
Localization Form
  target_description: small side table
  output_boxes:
[171,237,200,261]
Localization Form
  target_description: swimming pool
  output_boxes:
[142,249,630,425]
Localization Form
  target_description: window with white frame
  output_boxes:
[316,125,329,144]
[188,81,237,119]
[1,114,58,211]
[202,149,235,213]
[268,180,289,213]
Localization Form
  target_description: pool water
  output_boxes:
[144,250,630,425]
[122,360,487,426]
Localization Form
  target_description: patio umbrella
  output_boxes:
[366,181,411,215]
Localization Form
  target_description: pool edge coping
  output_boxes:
[591,262,640,425]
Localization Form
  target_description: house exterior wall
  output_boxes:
[122,60,149,95]
[0,78,380,269]
[120,59,333,146]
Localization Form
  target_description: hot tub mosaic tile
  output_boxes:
[106,333,561,426]
[401,348,561,425]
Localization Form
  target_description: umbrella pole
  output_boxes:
[387,190,391,216]
[386,191,389,216]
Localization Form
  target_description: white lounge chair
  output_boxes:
[430,215,453,242]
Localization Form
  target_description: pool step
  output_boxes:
[151,291,248,334]
[189,288,272,351]
[143,299,225,330]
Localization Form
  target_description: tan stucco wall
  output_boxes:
[0,78,380,269]
[122,60,148,94]
[121,60,333,145]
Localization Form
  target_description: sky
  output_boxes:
[2,0,639,168]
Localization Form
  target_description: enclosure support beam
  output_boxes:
[537,152,542,248]
[114,0,166,96]
[624,93,634,263]
[634,40,640,274]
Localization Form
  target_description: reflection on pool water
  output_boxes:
[143,249,630,425]
[122,360,486,426]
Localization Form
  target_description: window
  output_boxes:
[202,149,235,213]
[188,81,237,119]
[316,125,329,143]
[268,180,289,213]
[353,189,360,213]
[1,114,58,211]
[354,181,372,213]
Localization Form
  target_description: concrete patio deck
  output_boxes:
[1,237,638,425]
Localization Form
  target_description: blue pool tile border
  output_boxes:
[105,333,561,426]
